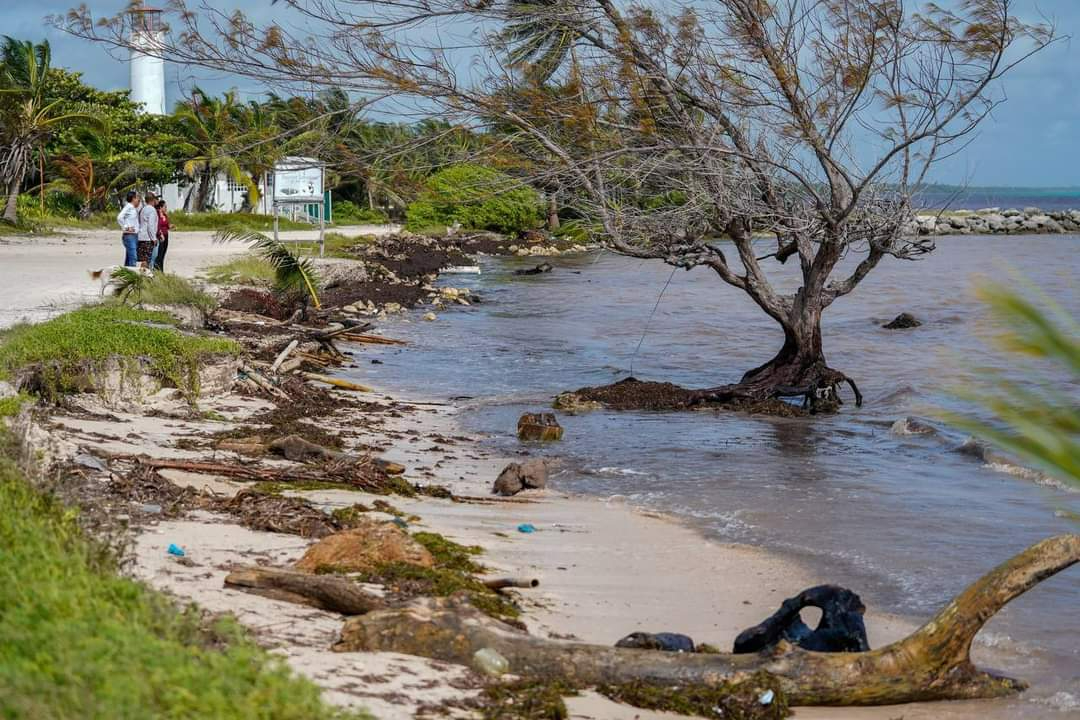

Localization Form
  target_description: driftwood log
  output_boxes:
[335,534,1079,706]
[224,566,385,615]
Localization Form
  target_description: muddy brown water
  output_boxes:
[346,235,1079,716]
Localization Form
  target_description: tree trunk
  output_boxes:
[335,534,1079,707]
[2,177,19,224]
[694,298,860,410]
[547,194,560,231]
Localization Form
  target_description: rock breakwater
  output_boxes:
[913,208,1080,235]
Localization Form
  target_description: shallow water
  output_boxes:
[347,235,1080,715]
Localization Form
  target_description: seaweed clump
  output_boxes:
[478,680,577,719]
[598,672,788,720]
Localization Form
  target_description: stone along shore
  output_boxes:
[913,207,1080,235]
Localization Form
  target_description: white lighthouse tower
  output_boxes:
[129,5,166,115]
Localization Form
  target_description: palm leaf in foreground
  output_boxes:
[110,266,146,306]
[947,282,1080,487]
[214,227,322,308]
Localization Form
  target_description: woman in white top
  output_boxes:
[116,191,141,267]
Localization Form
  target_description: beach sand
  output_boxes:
[3,232,1048,720]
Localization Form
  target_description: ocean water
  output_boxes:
[345,235,1080,716]
[915,187,1080,211]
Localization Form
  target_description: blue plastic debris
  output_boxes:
[517,523,537,534]
[167,543,186,557]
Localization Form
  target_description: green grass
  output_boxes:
[0,392,31,419]
[322,232,377,259]
[168,211,313,232]
[0,446,366,720]
[118,273,219,314]
[202,255,278,287]
[0,305,239,398]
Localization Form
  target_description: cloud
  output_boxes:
[12,0,1080,186]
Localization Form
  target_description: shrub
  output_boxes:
[405,164,542,235]
[333,200,389,225]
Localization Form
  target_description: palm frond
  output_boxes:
[946,282,1080,489]
[214,227,322,308]
[110,267,147,306]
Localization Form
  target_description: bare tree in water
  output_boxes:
[58,0,1054,408]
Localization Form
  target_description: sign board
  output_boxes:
[273,157,324,203]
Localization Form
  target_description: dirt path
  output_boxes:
[0,225,396,328]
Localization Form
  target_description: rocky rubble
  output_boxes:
[911,208,1080,236]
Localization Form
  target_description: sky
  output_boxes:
[12,0,1080,188]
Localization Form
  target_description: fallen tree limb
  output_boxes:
[335,534,1080,707]
[271,340,300,373]
[483,577,540,591]
[301,372,374,392]
[225,565,384,615]
[341,333,408,346]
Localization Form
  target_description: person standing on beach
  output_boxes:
[137,191,159,270]
[153,200,170,272]
[116,191,141,267]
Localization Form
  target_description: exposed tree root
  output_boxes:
[334,534,1079,707]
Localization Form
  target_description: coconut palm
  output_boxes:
[48,119,157,218]
[214,227,322,308]
[0,37,96,223]
[173,88,257,212]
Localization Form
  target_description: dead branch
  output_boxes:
[225,565,385,615]
[335,534,1079,706]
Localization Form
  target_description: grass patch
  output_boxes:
[0,444,365,719]
[323,232,377,259]
[202,254,278,287]
[168,211,313,232]
[0,305,239,399]
[412,531,485,573]
[116,273,218,314]
[0,392,32,419]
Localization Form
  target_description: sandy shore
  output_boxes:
[2,234,1053,719]
[0,225,395,328]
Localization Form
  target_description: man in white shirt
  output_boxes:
[137,191,159,269]
[116,191,141,267]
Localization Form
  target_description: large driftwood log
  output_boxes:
[335,534,1080,706]
[225,566,385,615]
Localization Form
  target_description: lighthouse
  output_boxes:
[129,5,166,115]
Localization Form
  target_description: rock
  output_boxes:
[295,518,434,573]
[440,287,460,299]
[326,322,345,332]
[492,458,548,496]
[883,312,921,330]
[74,453,109,472]
[384,302,402,313]
[0,381,14,399]
[616,632,696,653]
[343,304,360,314]
[422,312,437,321]
[514,262,554,276]
[517,412,564,442]
[734,585,869,654]
[890,417,937,436]
[493,464,525,496]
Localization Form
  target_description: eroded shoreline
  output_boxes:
[0,229,1070,719]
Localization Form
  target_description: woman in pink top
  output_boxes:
[153,200,171,272]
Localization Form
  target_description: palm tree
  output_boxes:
[48,120,156,218]
[173,88,256,212]
[0,37,96,223]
